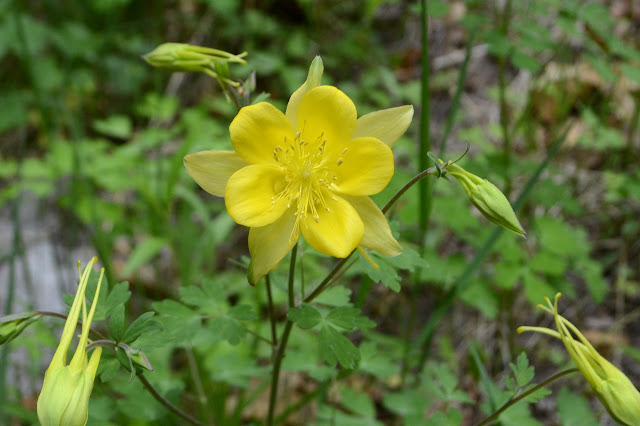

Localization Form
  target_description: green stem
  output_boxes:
[419,0,431,236]
[266,321,293,426]
[265,274,278,355]
[474,368,578,426]
[266,246,298,425]
[440,34,475,156]
[288,244,298,307]
[36,310,108,340]
[186,345,208,407]
[626,92,640,166]
[498,0,513,195]
[138,374,205,426]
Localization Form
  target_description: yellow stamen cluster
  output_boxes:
[271,130,349,241]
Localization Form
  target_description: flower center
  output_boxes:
[271,131,347,239]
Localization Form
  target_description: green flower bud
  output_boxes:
[0,312,42,345]
[446,163,525,237]
[37,258,104,426]
[142,43,247,86]
[519,294,640,425]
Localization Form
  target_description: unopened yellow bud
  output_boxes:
[0,312,42,345]
[143,43,247,86]
[37,258,104,426]
[519,293,640,425]
[446,163,525,237]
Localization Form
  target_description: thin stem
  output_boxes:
[266,246,298,425]
[440,34,475,156]
[186,346,207,406]
[498,0,513,195]
[626,92,640,166]
[36,310,109,340]
[418,0,432,236]
[138,374,205,426]
[304,256,352,304]
[288,244,298,307]
[474,368,578,426]
[383,166,438,215]
[266,321,293,426]
[265,274,278,353]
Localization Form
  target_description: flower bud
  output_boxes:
[143,43,247,86]
[0,312,42,345]
[519,293,640,425]
[37,258,104,426]
[446,163,525,237]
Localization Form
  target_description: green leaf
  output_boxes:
[511,51,540,73]
[209,316,245,345]
[318,325,360,369]
[314,285,352,306]
[424,363,473,404]
[228,304,258,321]
[530,251,566,276]
[485,30,511,57]
[340,388,376,419]
[359,342,399,379]
[98,357,121,383]
[121,237,168,277]
[522,272,557,306]
[383,388,428,417]
[153,299,199,319]
[509,352,534,388]
[537,217,590,258]
[426,408,463,426]
[459,280,499,318]
[578,259,609,303]
[92,115,132,139]
[109,304,126,342]
[557,387,599,426]
[102,282,131,319]
[122,312,158,343]
[288,304,322,329]
[494,262,523,289]
[326,307,376,331]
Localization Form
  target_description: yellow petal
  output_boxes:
[343,195,402,256]
[296,86,357,153]
[225,165,289,227]
[184,150,248,197]
[248,210,298,285]
[333,137,394,196]
[301,193,364,258]
[353,105,414,147]
[285,56,324,128]
[230,103,295,165]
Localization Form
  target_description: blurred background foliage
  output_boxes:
[1,0,640,424]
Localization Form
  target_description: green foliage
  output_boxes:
[1,0,635,424]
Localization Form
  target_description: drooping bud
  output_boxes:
[519,293,640,425]
[143,43,247,86]
[0,312,42,345]
[37,257,104,426]
[445,163,525,237]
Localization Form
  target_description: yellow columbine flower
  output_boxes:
[519,293,640,425]
[37,257,104,426]
[184,57,413,284]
